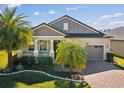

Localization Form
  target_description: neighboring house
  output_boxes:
[106,27,124,57]
[20,15,112,60]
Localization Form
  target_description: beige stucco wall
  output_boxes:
[50,17,97,34]
[22,37,110,60]
[67,38,110,60]
[110,40,124,57]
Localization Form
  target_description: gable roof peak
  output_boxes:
[57,15,76,19]
[63,15,71,17]
[49,15,105,35]
[31,23,48,29]
[31,22,65,36]
[42,23,47,25]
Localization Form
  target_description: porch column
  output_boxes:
[33,40,39,57]
[50,40,54,61]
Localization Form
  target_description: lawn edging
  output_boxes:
[0,70,85,83]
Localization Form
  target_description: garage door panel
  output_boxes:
[87,45,103,60]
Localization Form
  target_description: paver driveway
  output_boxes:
[82,60,124,88]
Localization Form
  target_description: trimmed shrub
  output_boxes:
[13,56,36,68]
[54,80,90,88]
[38,57,53,65]
[54,80,75,88]
[107,52,115,62]
[78,82,91,88]
[2,67,12,73]
[15,64,24,71]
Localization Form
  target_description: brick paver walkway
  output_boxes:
[83,61,124,88]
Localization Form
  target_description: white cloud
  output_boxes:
[33,10,57,16]
[108,21,124,29]
[48,10,57,14]
[84,20,95,27]
[33,11,45,16]
[99,12,124,20]
[93,22,97,25]
[88,12,124,30]
[99,15,113,20]
[109,21,124,25]
[66,6,87,11]
[114,12,124,17]
[84,20,91,23]
[33,11,40,16]
[89,19,124,30]
[6,4,21,8]
[84,19,124,30]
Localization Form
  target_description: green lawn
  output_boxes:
[0,51,90,88]
[30,64,70,78]
[0,50,16,69]
[0,72,90,88]
[0,72,59,88]
[114,56,124,68]
[0,51,8,69]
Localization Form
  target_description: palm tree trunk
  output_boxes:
[7,50,14,69]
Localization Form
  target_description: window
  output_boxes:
[63,23,68,30]
[39,40,48,51]
[94,45,103,48]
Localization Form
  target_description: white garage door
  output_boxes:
[87,45,104,60]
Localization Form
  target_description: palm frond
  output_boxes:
[0,6,33,51]
[55,40,88,73]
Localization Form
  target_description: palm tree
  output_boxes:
[55,40,87,74]
[0,6,33,69]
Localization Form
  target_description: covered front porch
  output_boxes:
[22,36,65,59]
[21,23,66,60]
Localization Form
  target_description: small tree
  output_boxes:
[0,6,33,69]
[55,40,87,74]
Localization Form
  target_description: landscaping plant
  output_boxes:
[107,52,114,62]
[0,6,33,70]
[54,80,90,88]
[55,40,87,74]
[15,64,24,71]
[13,56,36,69]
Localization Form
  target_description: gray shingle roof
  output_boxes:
[32,15,112,38]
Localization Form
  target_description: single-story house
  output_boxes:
[19,15,112,61]
[106,27,124,57]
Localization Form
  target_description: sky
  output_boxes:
[0,4,124,30]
